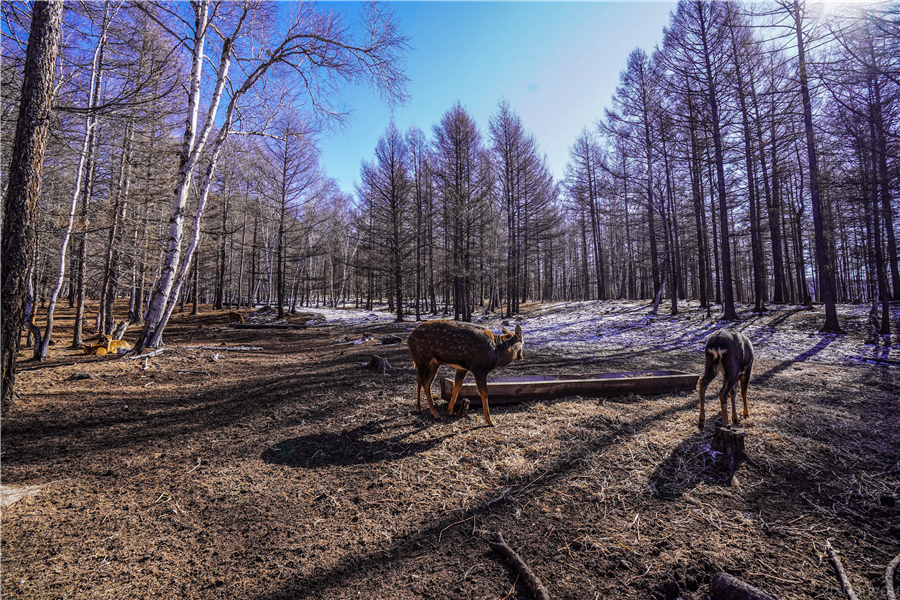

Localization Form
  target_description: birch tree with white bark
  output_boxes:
[135,0,408,351]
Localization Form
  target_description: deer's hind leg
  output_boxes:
[720,376,741,426]
[413,361,428,413]
[698,351,720,431]
[417,362,441,420]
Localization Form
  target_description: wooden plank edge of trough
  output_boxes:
[440,371,700,404]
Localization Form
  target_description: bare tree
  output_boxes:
[606,48,663,306]
[433,103,491,322]
[34,4,113,359]
[357,120,412,321]
[262,114,321,319]
[135,0,409,351]
[788,0,842,332]
[664,0,739,320]
[1,0,64,407]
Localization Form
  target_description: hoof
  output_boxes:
[698,419,705,432]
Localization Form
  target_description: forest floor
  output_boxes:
[2,299,899,600]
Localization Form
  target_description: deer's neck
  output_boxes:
[494,339,516,367]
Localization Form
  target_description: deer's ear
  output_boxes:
[500,325,510,335]
[514,324,522,337]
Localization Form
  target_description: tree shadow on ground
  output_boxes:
[262,416,451,468]
[251,397,700,600]
[752,334,837,387]
[0,336,417,479]
[745,307,807,348]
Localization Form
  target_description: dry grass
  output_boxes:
[1,303,898,599]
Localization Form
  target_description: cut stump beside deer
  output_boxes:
[407,320,524,427]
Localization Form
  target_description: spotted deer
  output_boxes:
[698,329,754,431]
[407,320,524,427]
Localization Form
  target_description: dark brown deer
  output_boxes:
[228,311,244,324]
[698,329,754,431]
[407,320,524,427]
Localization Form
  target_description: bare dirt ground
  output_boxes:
[2,302,899,600]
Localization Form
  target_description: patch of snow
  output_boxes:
[298,300,899,367]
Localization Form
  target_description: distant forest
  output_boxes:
[2,1,898,351]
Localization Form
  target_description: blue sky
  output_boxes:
[318,1,677,195]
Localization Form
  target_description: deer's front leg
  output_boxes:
[474,373,494,427]
[719,389,729,427]
[447,369,468,416]
[730,388,739,425]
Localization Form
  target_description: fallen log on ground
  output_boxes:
[710,572,781,600]
[887,551,900,600]
[181,345,262,351]
[825,540,859,600]
[128,348,165,360]
[488,531,551,600]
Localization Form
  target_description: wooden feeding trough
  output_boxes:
[440,370,699,405]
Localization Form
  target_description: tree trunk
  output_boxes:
[192,245,200,315]
[867,93,891,335]
[276,203,286,319]
[729,22,766,314]
[36,5,110,359]
[1,0,64,408]
[687,88,709,308]
[870,69,900,300]
[136,0,215,352]
[73,125,101,348]
[794,0,841,332]
[101,121,133,335]
[766,126,786,303]
[699,4,737,320]
[215,174,230,310]
[660,131,678,315]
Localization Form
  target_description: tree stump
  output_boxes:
[713,422,754,477]
[362,355,391,374]
[111,319,130,340]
